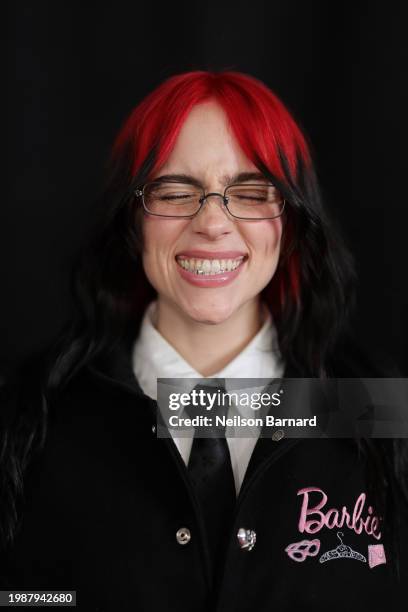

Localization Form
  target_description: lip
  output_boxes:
[176,250,247,260]
[175,256,247,288]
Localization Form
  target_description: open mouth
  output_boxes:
[175,255,248,276]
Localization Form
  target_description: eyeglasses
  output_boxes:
[134,181,286,220]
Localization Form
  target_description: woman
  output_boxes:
[1,70,407,611]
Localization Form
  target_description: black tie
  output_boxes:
[187,380,236,573]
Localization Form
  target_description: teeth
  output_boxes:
[211,260,220,274]
[177,256,245,275]
[202,259,211,273]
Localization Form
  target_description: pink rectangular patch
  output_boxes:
[368,544,386,569]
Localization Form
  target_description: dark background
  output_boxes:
[4,1,408,375]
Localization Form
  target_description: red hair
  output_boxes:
[112,70,311,183]
[111,70,311,308]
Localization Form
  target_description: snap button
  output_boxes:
[176,527,191,545]
[237,527,256,551]
[272,429,284,442]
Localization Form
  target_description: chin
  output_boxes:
[183,299,237,326]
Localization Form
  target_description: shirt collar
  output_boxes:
[132,300,284,401]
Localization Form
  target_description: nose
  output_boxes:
[191,193,233,239]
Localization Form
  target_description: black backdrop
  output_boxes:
[4,1,408,375]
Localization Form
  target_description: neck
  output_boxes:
[153,297,266,376]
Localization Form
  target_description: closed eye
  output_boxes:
[159,194,195,201]
[234,195,267,201]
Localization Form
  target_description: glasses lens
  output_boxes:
[226,184,284,219]
[143,182,202,216]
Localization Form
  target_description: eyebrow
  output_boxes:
[151,172,269,187]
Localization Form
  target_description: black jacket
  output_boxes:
[0,342,407,612]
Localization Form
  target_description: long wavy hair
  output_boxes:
[1,71,407,571]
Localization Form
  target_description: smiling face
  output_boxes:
[141,101,283,325]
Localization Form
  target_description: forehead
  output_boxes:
[155,101,258,183]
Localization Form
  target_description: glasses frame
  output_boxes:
[134,181,286,220]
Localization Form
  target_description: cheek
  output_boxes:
[142,220,166,276]
[141,217,185,278]
[249,218,283,258]
[246,220,283,289]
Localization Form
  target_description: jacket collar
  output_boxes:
[86,336,148,399]
[86,336,305,399]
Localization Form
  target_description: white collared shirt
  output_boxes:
[132,300,285,493]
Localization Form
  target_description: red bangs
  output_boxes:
[111,71,312,184]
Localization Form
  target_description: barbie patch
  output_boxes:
[285,486,386,568]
